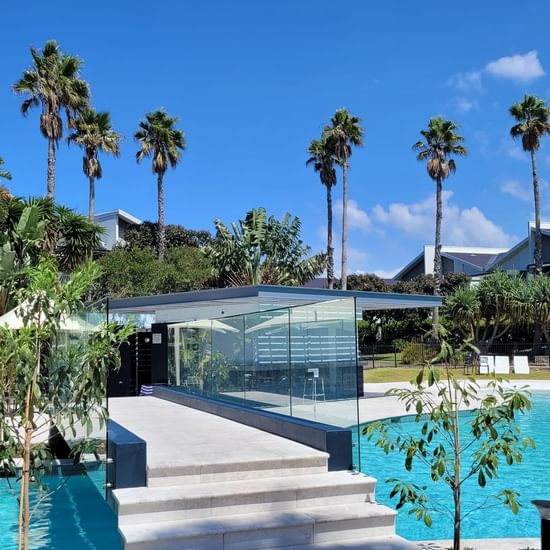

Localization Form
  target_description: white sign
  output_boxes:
[152,333,162,344]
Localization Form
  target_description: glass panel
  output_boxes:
[289,298,361,467]
[210,316,246,405]
[164,298,361,470]
[180,324,212,396]
[244,309,291,412]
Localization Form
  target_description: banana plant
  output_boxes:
[206,207,326,287]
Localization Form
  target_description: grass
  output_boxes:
[363,366,550,384]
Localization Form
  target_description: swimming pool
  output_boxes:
[0,468,121,549]
[358,390,550,541]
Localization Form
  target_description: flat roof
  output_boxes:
[109,284,442,316]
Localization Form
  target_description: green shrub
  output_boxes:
[392,338,408,352]
[400,342,437,365]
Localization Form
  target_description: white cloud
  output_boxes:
[455,96,479,113]
[334,198,371,231]
[448,51,545,98]
[348,247,369,269]
[507,145,528,161]
[373,191,516,248]
[373,268,400,279]
[485,50,545,82]
[500,179,531,201]
[448,71,483,93]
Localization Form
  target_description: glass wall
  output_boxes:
[167,298,361,467]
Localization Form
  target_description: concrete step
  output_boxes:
[121,502,397,549]
[147,453,329,487]
[115,471,377,525]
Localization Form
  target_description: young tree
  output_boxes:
[68,107,121,222]
[307,135,337,289]
[13,40,90,198]
[323,109,364,290]
[509,94,550,276]
[364,334,534,550]
[413,117,467,338]
[205,207,326,286]
[134,109,186,260]
[0,259,133,550]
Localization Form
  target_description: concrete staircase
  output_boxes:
[113,453,415,550]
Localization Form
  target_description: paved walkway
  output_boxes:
[108,396,328,473]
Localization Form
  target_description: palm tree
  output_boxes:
[509,94,550,276]
[0,156,12,182]
[134,109,185,260]
[413,117,467,337]
[306,136,336,289]
[323,109,364,290]
[13,40,89,198]
[68,107,121,222]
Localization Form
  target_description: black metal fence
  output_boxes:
[360,342,550,369]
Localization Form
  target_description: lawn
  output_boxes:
[363,366,550,383]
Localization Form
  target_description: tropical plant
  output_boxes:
[68,107,121,221]
[0,156,12,182]
[444,270,522,352]
[509,95,550,276]
[0,258,133,550]
[322,109,364,290]
[13,40,89,198]
[364,333,534,550]
[205,207,326,286]
[134,109,186,260]
[0,197,102,314]
[413,117,467,337]
[307,135,337,288]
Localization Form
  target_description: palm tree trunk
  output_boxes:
[341,163,349,291]
[432,177,443,339]
[47,138,56,199]
[157,172,166,261]
[88,176,95,223]
[531,150,543,276]
[326,184,334,290]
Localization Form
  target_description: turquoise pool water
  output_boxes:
[0,468,121,549]
[358,391,550,541]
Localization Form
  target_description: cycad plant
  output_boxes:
[322,109,363,290]
[134,109,185,260]
[509,94,550,276]
[306,135,336,288]
[13,40,89,198]
[413,117,467,337]
[68,107,121,222]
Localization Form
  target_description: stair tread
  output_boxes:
[148,453,329,477]
[115,471,376,507]
[121,502,396,543]
[289,535,418,549]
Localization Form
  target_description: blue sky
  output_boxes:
[3,1,550,276]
